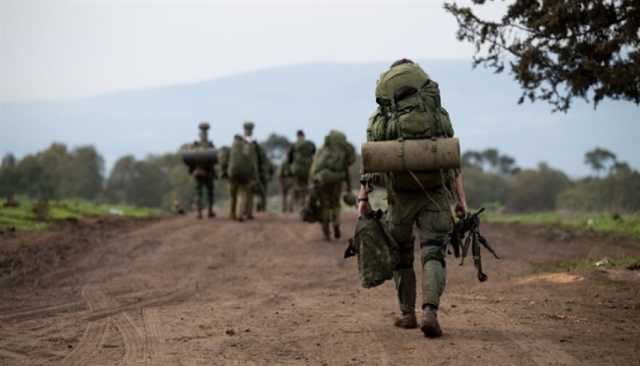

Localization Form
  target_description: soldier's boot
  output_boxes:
[197,208,203,220]
[420,307,442,338]
[321,222,331,241]
[394,312,418,329]
[208,207,215,218]
[393,267,417,328]
[333,224,341,239]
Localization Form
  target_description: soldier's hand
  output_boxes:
[357,199,370,217]
[455,202,467,219]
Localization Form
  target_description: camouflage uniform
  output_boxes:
[224,122,265,221]
[255,145,273,212]
[311,130,355,240]
[188,122,217,219]
[288,135,316,211]
[364,59,459,335]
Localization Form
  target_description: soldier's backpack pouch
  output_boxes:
[344,210,398,289]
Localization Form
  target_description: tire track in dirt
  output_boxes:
[61,286,149,366]
[142,307,171,366]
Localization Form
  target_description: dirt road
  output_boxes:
[1,213,639,365]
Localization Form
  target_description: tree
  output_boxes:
[444,0,640,112]
[584,147,617,176]
[507,162,571,212]
[66,146,105,199]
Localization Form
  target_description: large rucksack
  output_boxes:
[290,140,316,179]
[370,61,455,191]
[228,136,257,183]
[344,209,398,288]
[310,131,352,186]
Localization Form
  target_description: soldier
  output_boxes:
[358,59,468,338]
[256,150,274,212]
[186,122,217,219]
[288,130,316,211]
[277,160,294,213]
[309,130,355,241]
[222,121,266,221]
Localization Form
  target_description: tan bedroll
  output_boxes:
[361,138,460,173]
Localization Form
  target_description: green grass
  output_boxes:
[484,211,640,239]
[0,197,162,231]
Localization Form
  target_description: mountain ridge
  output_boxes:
[2,60,638,176]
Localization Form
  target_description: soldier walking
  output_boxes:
[309,130,355,241]
[358,59,469,338]
[187,122,217,219]
[288,130,316,211]
[222,121,266,221]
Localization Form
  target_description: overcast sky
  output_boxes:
[1,0,504,102]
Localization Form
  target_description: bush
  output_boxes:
[506,163,571,212]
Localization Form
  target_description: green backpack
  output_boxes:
[290,140,316,179]
[370,61,455,191]
[310,131,351,186]
[228,136,257,183]
[344,210,398,289]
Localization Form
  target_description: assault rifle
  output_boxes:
[449,208,499,282]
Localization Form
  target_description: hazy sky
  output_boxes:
[1,0,503,102]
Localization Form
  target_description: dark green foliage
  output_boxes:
[584,147,617,176]
[261,133,292,164]
[506,163,572,212]
[463,166,510,209]
[559,157,640,212]
[445,0,640,112]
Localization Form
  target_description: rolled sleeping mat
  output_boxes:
[361,138,460,173]
[182,149,219,166]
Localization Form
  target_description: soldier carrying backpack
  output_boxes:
[222,121,266,221]
[357,59,469,338]
[308,130,356,241]
[288,130,316,210]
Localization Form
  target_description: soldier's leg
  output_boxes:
[236,183,249,220]
[206,180,215,218]
[331,184,342,239]
[318,187,331,241]
[195,179,204,219]
[416,209,451,310]
[246,181,255,219]
[416,208,452,337]
[387,203,417,326]
[229,182,238,220]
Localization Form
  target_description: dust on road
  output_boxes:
[1,213,639,365]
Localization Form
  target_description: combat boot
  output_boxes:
[208,208,216,218]
[420,308,442,338]
[394,312,418,329]
[333,224,341,239]
[197,210,203,220]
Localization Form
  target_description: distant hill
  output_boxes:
[2,60,638,176]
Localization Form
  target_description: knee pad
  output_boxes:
[420,239,446,267]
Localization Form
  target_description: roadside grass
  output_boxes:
[533,255,640,273]
[0,197,162,231]
[484,211,640,240]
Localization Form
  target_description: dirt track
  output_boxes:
[1,213,639,366]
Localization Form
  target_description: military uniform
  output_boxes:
[224,122,265,221]
[361,59,464,337]
[288,134,316,211]
[310,130,355,240]
[187,122,217,219]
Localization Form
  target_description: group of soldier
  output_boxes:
[182,58,470,339]
[183,122,356,240]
